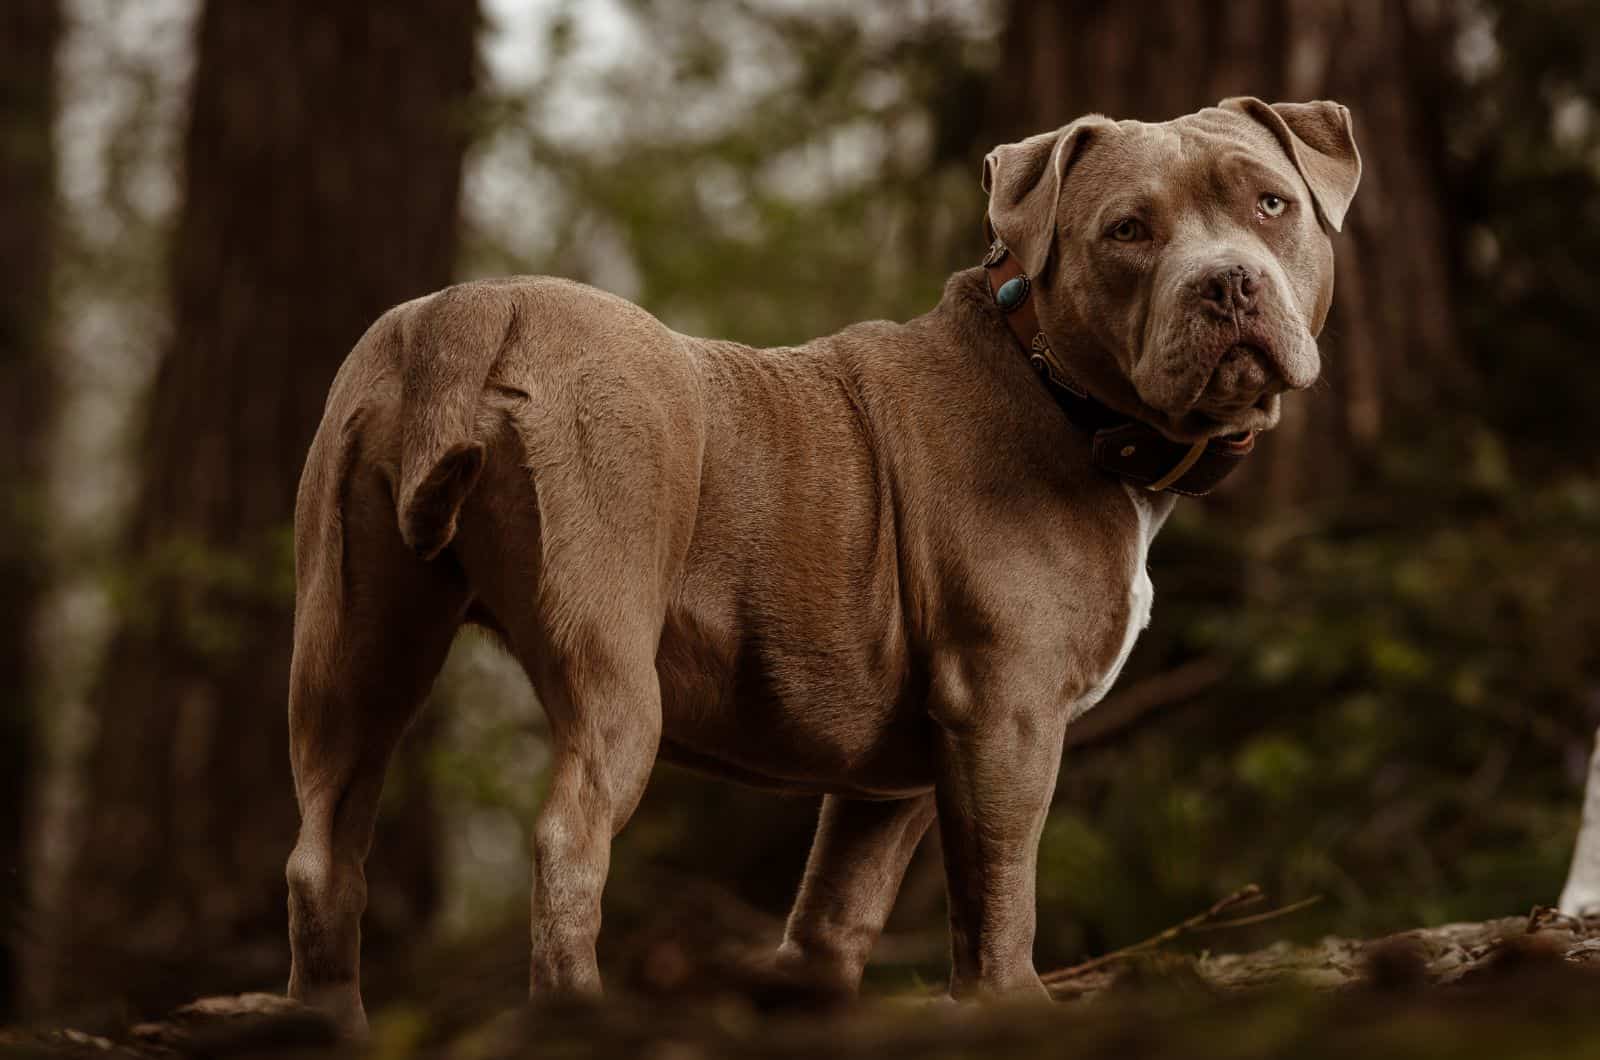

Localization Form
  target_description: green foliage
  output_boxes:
[1039,463,1600,962]
[467,0,999,345]
[106,526,295,662]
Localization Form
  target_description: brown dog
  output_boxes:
[285,97,1359,1034]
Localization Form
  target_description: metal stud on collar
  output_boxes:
[994,274,1030,312]
[981,238,1009,268]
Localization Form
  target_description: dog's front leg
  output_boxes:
[931,690,1066,1000]
[777,793,937,991]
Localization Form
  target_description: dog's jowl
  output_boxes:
[284,97,1359,1034]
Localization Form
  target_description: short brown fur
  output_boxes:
[285,99,1360,1035]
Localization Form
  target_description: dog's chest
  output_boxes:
[1065,484,1164,724]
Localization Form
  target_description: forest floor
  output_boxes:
[6,907,1600,1059]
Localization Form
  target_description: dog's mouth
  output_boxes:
[1182,343,1285,435]
[1135,326,1315,442]
[1201,342,1283,399]
[1216,429,1257,453]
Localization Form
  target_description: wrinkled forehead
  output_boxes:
[1065,109,1301,222]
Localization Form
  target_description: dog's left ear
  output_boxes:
[983,117,1100,278]
[1221,97,1362,232]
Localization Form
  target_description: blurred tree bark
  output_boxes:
[0,0,61,1023]
[986,0,1464,501]
[50,0,478,1011]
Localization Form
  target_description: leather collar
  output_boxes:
[981,239,1255,497]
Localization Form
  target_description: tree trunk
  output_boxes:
[986,0,1464,501]
[0,0,61,1023]
[1559,725,1600,917]
[51,0,477,1011]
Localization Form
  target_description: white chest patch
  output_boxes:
[1065,484,1165,724]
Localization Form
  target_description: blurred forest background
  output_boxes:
[2,0,1599,1029]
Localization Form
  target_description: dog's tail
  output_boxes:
[395,284,517,561]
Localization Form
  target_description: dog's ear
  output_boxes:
[1221,97,1362,232]
[983,118,1099,278]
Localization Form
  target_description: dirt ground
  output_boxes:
[6,910,1600,1059]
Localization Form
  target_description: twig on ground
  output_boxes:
[1188,894,1324,932]
[1525,904,1591,935]
[1042,884,1322,989]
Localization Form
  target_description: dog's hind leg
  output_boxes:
[450,422,683,998]
[517,633,663,996]
[777,793,936,993]
[439,313,703,997]
[284,420,469,1037]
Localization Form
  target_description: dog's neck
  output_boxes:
[976,240,1255,499]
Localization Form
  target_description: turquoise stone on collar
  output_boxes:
[994,274,1030,312]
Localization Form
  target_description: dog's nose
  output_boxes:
[1198,265,1260,317]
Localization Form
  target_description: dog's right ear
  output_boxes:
[983,118,1100,279]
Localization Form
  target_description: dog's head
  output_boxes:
[984,98,1361,442]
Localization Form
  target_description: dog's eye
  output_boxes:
[1258,193,1288,218]
[1108,218,1144,242]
